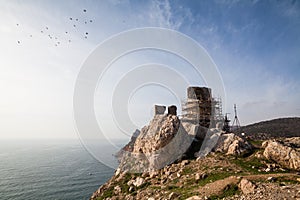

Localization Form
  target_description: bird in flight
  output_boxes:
[15,7,94,47]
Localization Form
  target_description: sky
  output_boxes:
[0,0,299,140]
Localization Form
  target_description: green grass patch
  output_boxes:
[182,167,195,175]
[248,139,263,148]
[96,186,114,200]
[231,157,264,174]
[198,172,234,186]
[118,173,134,194]
[172,178,179,184]
[149,185,161,190]
[162,184,200,199]
[178,191,200,199]
[96,173,134,199]
[137,181,151,190]
[166,185,179,190]
[232,156,291,175]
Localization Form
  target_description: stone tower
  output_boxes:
[182,87,212,128]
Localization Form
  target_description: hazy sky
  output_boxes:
[1,0,299,140]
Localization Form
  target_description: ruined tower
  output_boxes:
[181,87,213,128]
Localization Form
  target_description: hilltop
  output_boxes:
[89,87,300,200]
[238,117,300,140]
[90,114,300,200]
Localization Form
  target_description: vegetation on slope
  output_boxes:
[237,117,300,139]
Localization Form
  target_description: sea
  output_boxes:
[0,139,123,200]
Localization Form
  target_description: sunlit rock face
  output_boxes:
[263,138,300,171]
[117,113,200,173]
[213,133,253,156]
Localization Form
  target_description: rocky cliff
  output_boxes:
[116,114,197,173]
[91,114,300,200]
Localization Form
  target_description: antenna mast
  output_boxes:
[231,104,240,131]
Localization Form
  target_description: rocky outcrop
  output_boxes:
[213,133,253,156]
[91,140,300,200]
[262,139,300,171]
[127,177,145,187]
[90,84,300,200]
[132,114,180,154]
[118,113,254,173]
[117,114,198,172]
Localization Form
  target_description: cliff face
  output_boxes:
[132,114,180,154]
[116,114,198,173]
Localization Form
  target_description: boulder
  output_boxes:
[239,178,256,194]
[132,177,145,187]
[214,133,253,156]
[114,185,122,194]
[195,173,201,181]
[115,168,121,176]
[263,139,300,170]
[133,114,180,154]
[118,114,197,172]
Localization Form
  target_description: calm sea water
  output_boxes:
[0,140,119,200]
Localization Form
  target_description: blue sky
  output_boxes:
[0,0,299,139]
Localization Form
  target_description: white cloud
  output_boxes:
[148,0,182,30]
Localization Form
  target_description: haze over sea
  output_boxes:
[0,140,121,200]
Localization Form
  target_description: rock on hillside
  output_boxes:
[117,114,199,172]
[213,133,253,156]
[91,149,300,200]
[91,111,300,199]
[117,113,255,173]
[263,138,300,171]
[132,114,180,154]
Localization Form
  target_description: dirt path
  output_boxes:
[242,173,298,181]
[197,173,299,198]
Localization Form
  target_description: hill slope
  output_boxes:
[239,117,300,139]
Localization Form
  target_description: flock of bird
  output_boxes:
[16,9,93,46]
